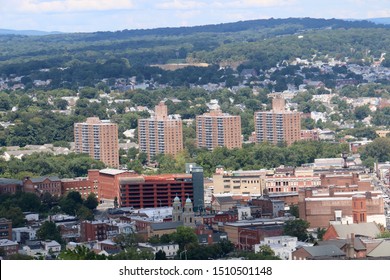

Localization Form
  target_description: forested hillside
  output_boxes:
[1,17,390,87]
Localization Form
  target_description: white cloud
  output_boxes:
[211,0,297,9]
[156,0,295,10]
[11,0,135,13]
[156,0,206,10]
[367,10,390,18]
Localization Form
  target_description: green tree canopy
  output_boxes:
[36,221,63,244]
[283,219,310,241]
[84,193,99,210]
[171,226,198,250]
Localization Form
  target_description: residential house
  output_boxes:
[0,239,19,256]
[138,243,179,259]
[323,222,381,241]
[255,235,313,260]
[12,227,37,244]
[292,244,346,260]
[212,196,239,212]
[366,239,390,258]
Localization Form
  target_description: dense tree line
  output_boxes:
[154,141,349,177]
[360,137,390,167]
[0,190,99,230]
[0,153,105,179]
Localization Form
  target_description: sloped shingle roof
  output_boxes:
[304,245,346,258]
[150,221,183,231]
[367,240,390,258]
[30,176,60,183]
[0,178,22,185]
[332,223,380,239]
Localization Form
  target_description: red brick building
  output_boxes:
[23,176,62,197]
[320,173,371,190]
[0,218,12,240]
[292,245,346,260]
[200,212,238,226]
[301,129,319,141]
[268,193,299,206]
[0,178,23,195]
[0,239,19,256]
[299,187,385,228]
[98,169,137,201]
[61,170,99,199]
[80,221,119,242]
[223,220,285,250]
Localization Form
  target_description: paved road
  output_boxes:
[372,174,390,229]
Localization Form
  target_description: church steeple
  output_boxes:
[172,195,182,222]
[183,197,195,227]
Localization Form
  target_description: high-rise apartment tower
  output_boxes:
[74,117,119,168]
[138,102,183,161]
[196,110,242,150]
[254,95,301,146]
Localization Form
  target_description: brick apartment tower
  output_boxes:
[254,95,301,146]
[138,102,183,161]
[196,109,242,150]
[74,117,119,168]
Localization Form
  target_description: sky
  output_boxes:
[1,0,390,33]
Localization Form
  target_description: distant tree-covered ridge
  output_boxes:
[0,17,389,85]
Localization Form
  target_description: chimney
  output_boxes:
[329,187,335,197]
[347,233,355,259]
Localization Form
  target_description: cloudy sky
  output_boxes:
[1,0,390,33]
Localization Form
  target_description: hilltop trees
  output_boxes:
[0,153,105,179]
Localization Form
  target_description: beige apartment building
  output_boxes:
[138,102,183,161]
[74,117,119,168]
[196,110,242,150]
[213,167,268,195]
[254,95,301,146]
[213,166,320,195]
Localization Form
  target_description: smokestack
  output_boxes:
[342,152,348,169]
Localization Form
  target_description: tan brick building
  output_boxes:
[74,117,119,168]
[138,102,183,161]
[196,110,242,150]
[254,95,301,146]
[212,166,320,196]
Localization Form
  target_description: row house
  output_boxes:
[79,221,119,242]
